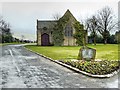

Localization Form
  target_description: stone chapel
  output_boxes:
[37,9,87,46]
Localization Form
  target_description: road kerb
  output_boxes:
[24,46,120,78]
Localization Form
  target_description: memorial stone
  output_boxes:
[78,46,96,61]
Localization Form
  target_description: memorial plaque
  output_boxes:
[78,46,96,61]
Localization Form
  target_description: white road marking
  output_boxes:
[9,49,20,73]
[9,49,41,87]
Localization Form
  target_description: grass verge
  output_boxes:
[25,44,118,61]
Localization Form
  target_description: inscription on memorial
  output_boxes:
[78,46,96,61]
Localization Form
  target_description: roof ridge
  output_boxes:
[61,9,77,21]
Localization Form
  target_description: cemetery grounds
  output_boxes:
[25,44,119,75]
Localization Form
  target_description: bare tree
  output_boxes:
[0,17,3,42]
[0,17,5,30]
[0,16,13,43]
[96,6,117,44]
[86,15,98,45]
[52,13,61,20]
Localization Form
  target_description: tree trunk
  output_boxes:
[93,35,96,45]
[83,37,86,46]
[104,38,107,44]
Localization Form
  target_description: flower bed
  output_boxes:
[59,60,120,75]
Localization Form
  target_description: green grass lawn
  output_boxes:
[25,44,118,61]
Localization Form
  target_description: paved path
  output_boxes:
[0,44,119,88]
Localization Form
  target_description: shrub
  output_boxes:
[60,60,119,75]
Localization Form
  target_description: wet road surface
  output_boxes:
[0,44,119,88]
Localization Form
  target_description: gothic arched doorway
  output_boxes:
[41,33,50,46]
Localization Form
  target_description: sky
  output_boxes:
[0,0,119,41]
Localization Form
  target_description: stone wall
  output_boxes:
[37,30,41,45]
[63,36,76,46]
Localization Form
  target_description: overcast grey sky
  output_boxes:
[0,0,119,41]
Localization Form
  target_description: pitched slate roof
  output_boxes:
[37,9,77,30]
[61,9,77,21]
[37,20,57,29]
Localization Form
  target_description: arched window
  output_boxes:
[65,27,68,36]
[65,26,73,37]
[70,29,73,36]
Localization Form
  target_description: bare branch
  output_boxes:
[52,13,61,20]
